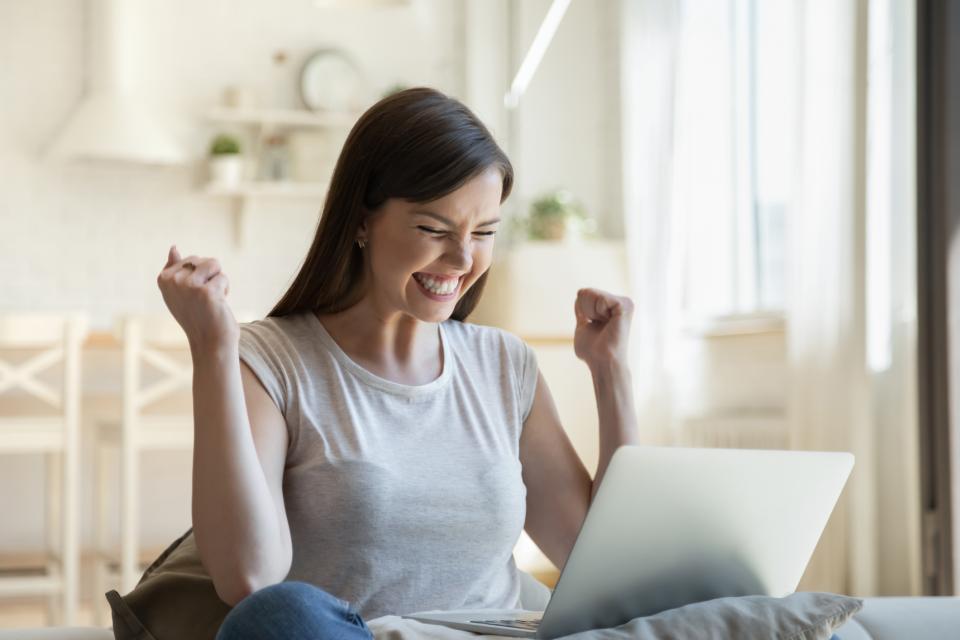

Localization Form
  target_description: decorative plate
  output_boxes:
[299,49,363,113]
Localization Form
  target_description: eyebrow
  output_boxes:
[410,209,501,227]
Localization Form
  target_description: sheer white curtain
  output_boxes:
[621,0,919,595]
[866,0,920,596]
[619,0,683,444]
[788,0,920,596]
[786,0,873,595]
[620,0,776,442]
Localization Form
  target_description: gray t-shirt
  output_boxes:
[238,311,539,620]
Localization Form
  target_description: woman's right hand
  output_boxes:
[157,245,239,353]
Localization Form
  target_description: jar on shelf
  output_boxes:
[258,135,291,181]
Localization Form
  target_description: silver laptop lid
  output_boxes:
[538,446,854,638]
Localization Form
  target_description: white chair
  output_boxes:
[0,313,88,626]
[91,314,194,625]
[90,311,257,625]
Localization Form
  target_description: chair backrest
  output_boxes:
[0,313,89,416]
[115,311,258,419]
[114,315,192,419]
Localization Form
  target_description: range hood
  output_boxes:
[47,0,186,165]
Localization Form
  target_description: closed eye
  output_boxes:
[418,226,497,238]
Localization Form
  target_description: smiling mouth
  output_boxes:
[413,272,462,297]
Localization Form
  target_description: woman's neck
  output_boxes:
[315,298,443,385]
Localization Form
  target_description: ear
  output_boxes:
[356,209,373,242]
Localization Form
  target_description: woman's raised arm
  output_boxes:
[157,246,291,605]
[572,287,640,499]
[520,287,639,570]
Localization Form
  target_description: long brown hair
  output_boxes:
[268,87,513,321]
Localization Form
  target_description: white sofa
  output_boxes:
[3,584,959,640]
[833,597,960,638]
[1,597,960,639]
[4,598,960,640]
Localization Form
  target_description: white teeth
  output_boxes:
[416,274,458,296]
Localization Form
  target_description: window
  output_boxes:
[675,0,796,321]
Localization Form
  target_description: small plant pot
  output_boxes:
[542,217,569,241]
[208,155,243,187]
[530,216,579,242]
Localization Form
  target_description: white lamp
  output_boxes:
[503,0,572,110]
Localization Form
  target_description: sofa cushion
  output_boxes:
[553,591,862,639]
[512,566,859,639]
[105,527,230,640]
[388,592,861,639]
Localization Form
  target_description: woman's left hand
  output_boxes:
[573,288,635,369]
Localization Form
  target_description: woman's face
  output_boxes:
[360,167,504,323]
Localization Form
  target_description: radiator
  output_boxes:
[674,415,790,450]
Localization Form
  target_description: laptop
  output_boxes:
[403,445,854,638]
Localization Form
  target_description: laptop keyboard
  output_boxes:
[468,618,542,631]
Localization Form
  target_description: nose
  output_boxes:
[445,235,473,272]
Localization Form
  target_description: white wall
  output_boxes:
[508,0,623,238]
[462,0,622,239]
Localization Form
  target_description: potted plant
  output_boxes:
[208,133,243,187]
[525,189,593,241]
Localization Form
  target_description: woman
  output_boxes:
[157,88,638,640]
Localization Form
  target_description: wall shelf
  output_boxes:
[202,181,328,248]
[203,181,329,198]
[205,107,357,129]
[202,107,351,248]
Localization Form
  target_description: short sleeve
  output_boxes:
[238,321,289,415]
[518,340,539,423]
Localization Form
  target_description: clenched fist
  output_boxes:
[573,288,634,369]
[156,245,239,352]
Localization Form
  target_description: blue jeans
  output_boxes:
[215,581,373,640]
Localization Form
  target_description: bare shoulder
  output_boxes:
[239,360,288,452]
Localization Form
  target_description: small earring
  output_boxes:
[357,239,366,249]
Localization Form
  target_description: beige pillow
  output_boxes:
[554,591,862,640]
